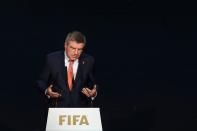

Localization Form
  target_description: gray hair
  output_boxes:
[65,31,86,45]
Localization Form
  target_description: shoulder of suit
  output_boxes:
[80,53,95,63]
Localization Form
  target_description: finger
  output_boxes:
[50,92,60,95]
[87,88,96,96]
[81,90,88,97]
[82,89,90,97]
[82,88,90,95]
[50,93,58,97]
[85,88,94,95]
[51,94,60,98]
[90,89,96,96]
[85,87,91,91]
[92,86,97,91]
[48,84,53,88]
[50,92,61,98]
[85,88,96,96]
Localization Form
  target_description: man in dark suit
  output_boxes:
[37,31,97,107]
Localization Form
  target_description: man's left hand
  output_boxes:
[82,85,97,97]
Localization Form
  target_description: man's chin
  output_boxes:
[71,57,77,60]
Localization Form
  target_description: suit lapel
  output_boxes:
[59,51,69,89]
[75,59,83,84]
[74,54,86,86]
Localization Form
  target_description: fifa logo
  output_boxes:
[59,115,89,125]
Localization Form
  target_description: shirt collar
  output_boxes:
[64,51,79,63]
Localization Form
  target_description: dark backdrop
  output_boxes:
[1,0,197,131]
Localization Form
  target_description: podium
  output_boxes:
[46,108,103,131]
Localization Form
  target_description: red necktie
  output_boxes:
[67,60,74,91]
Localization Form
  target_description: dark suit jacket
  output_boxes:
[37,50,95,107]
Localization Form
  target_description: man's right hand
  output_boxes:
[46,84,61,98]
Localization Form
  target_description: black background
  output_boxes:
[1,0,197,131]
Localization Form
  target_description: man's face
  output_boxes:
[64,40,85,61]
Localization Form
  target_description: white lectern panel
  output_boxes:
[46,108,102,131]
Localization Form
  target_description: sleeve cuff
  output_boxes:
[91,91,97,100]
[45,89,50,99]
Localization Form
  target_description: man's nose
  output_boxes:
[74,49,79,55]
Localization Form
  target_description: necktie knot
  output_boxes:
[69,60,74,66]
